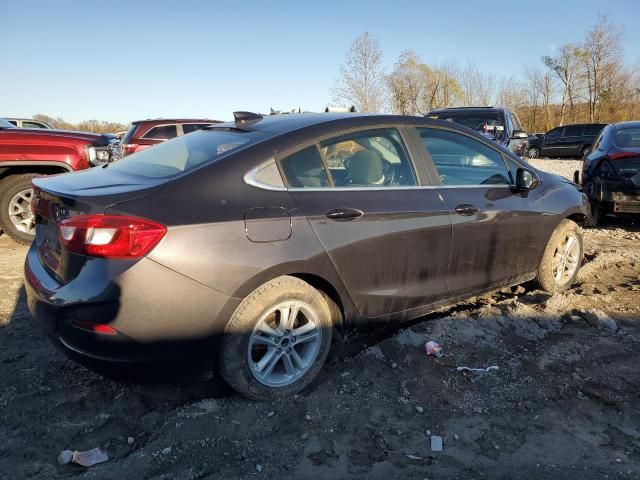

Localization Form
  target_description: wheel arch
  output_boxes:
[0,162,74,183]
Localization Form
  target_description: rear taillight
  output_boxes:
[57,215,166,258]
[122,144,137,156]
[610,151,640,160]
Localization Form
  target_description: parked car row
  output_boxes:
[24,111,592,399]
[0,116,219,244]
[526,123,606,159]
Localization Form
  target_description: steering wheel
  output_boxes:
[382,160,396,185]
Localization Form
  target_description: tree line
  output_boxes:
[32,114,129,134]
[332,16,640,133]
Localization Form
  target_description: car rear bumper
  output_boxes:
[24,244,241,363]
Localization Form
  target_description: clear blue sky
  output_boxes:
[1,0,638,124]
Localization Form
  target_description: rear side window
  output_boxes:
[22,121,46,128]
[142,125,178,140]
[182,123,212,134]
[280,146,329,188]
[584,124,604,136]
[7,120,17,126]
[418,128,511,186]
[108,129,256,178]
[564,125,583,137]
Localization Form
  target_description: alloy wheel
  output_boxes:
[527,148,539,159]
[8,188,35,235]
[552,232,580,285]
[248,301,323,388]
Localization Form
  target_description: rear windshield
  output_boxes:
[108,128,259,178]
[614,127,640,149]
[430,112,505,140]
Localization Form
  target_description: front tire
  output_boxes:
[0,174,37,245]
[536,219,583,293]
[527,147,539,159]
[219,276,333,400]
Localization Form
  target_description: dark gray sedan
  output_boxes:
[25,112,589,399]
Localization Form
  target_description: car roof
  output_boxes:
[428,107,509,114]
[131,118,221,125]
[612,121,640,129]
[212,112,448,136]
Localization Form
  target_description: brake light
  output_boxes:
[57,215,166,258]
[70,320,118,335]
[122,144,137,156]
[610,151,639,160]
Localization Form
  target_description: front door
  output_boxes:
[278,127,452,318]
[415,127,543,296]
[540,127,564,157]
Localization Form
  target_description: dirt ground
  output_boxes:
[1,160,639,480]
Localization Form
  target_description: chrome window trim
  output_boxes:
[286,184,514,192]
[243,158,287,191]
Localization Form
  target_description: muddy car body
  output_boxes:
[25,112,588,399]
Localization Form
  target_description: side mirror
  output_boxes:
[515,167,538,191]
[511,129,528,139]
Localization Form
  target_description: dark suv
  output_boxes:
[121,118,221,156]
[527,123,606,160]
[427,107,529,158]
[26,112,588,399]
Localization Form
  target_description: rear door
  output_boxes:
[279,126,452,318]
[415,127,543,296]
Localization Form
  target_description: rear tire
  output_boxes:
[0,174,37,245]
[536,220,583,293]
[527,147,539,159]
[218,276,333,400]
[581,146,591,159]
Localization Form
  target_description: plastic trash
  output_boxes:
[73,448,108,467]
[456,365,499,373]
[430,435,443,452]
[425,341,443,357]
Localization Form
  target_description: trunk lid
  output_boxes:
[33,166,165,283]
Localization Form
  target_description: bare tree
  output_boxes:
[459,59,496,106]
[543,43,581,125]
[577,15,624,122]
[332,32,385,112]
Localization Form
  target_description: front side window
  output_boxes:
[418,128,511,186]
[509,113,523,132]
[319,129,416,187]
[545,127,563,139]
[142,125,178,140]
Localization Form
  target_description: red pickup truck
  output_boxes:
[0,118,120,243]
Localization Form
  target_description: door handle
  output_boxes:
[325,208,363,221]
[454,204,479,216]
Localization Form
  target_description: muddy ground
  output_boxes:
[1,160,639,480]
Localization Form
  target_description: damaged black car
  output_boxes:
[576,121,640,226]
